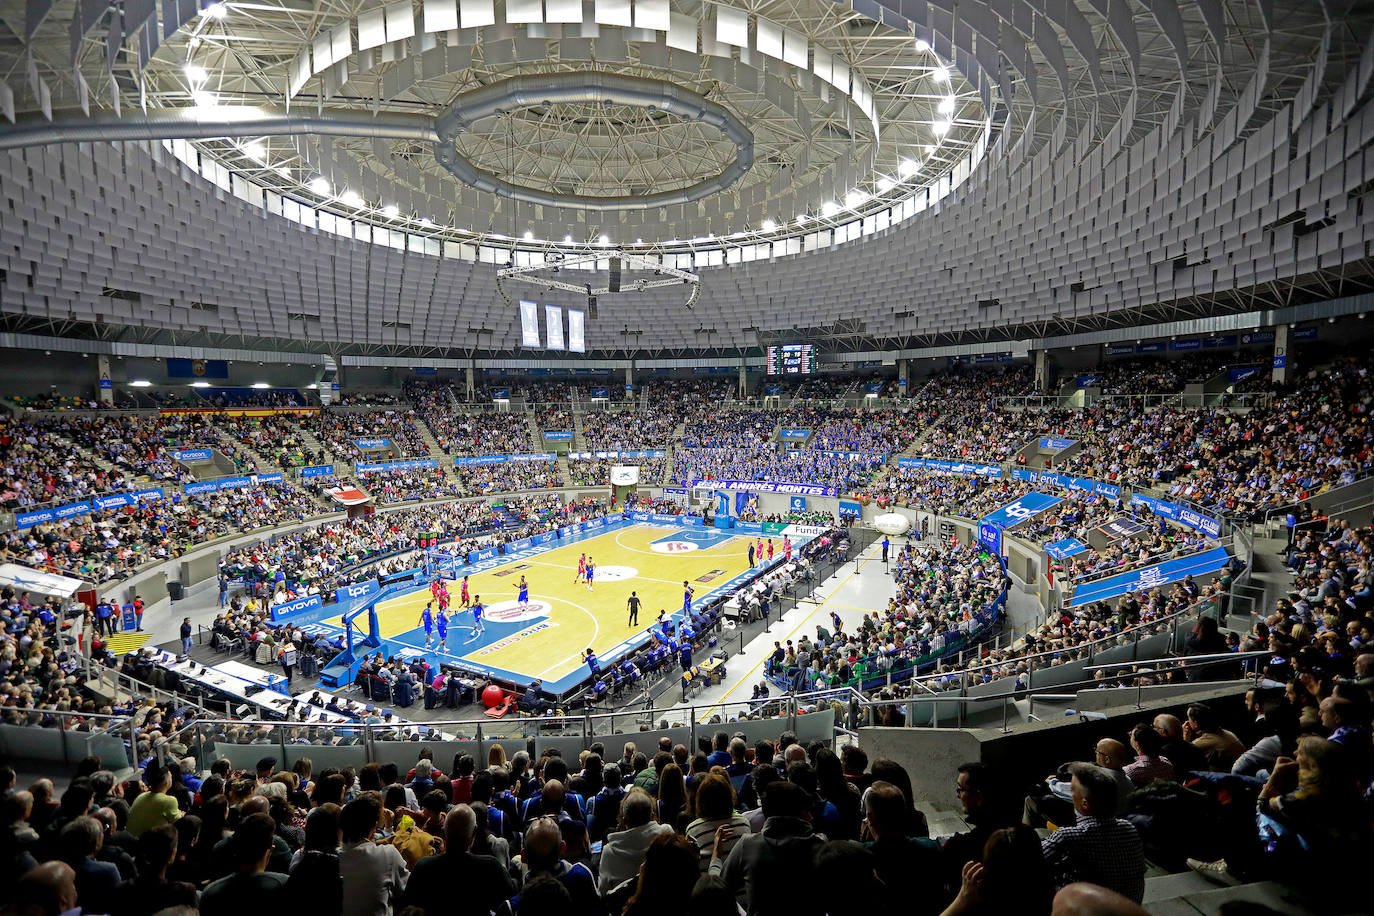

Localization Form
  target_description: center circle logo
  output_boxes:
[483,598,552,623]
[651,540,699,554]
[595,565,638,582]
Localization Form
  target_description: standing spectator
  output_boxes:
[710,782,827,916]
[597,790,674,895]
[337,795,407,916]
[1039,763,1145,902]
[179,618,192,656]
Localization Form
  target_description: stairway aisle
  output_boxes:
[414,418,460,484]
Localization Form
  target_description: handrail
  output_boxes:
[1066,534,1232,588]
[906,589,1226,689]
[1082,649,1269,671]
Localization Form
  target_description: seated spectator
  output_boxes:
[200,812,287,916]
[338,795,407,916]
[1151,714,1209,776]
[402,805,515,915]
[56,817,120,915]
[1183,703,1246,771]
[588,768,626,845]
[1039,763,1145,902]
[864,781,941,915]
[597,790,674,895]
[685,774,751,872]
[516,817,599,911]
[125,765,180,837]
[621,833,700,916]
[939,826,1054,916]
[1123,723,1176,788]
[107,824,197,916]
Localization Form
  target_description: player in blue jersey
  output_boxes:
[436,604,449,649]
[419,602,435,647]
[682,580,694,614]
[517,575,530,608]
[585,557,595,592]
[470,595,485,638]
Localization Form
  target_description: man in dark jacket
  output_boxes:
[402,806,515,915]
[709,781,827,916]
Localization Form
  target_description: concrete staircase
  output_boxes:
[414,418,460,483]
[1143,872,1324,915]
[527,413,544,452]
[572,410,587,451]
[296,424,331,469]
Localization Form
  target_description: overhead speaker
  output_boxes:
[608,257,622,293]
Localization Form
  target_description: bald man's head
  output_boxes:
[444,805,476,853]
[1051,882,1149,916]
[542,779,565,807]
[522,817,565,871]
[1095,739,1130,770]
[15,861,78,916]
[240,795,270,817]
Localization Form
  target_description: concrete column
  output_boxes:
[465,366,475,402]
[96,354,113,406]
[898,360,908,397]
[624,365,633,400]
[738,365,747,399]
[1272,325,1289,384]
[1034,349,1047,392]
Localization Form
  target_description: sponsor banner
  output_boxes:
[507,537,533,553]
[413,367,438,375]
[354,438,390,449]
[510,453,557,463]
[1039,437,1075,450]
[1138,341,1165,353]
[839,498,862,517]
[533,531,559,545]
[183,480,219,496]
[629,511,652,522]
[972,352,1015,364]
[171,448,213,462]
[543,431,574,440]
[591,388,610,398]
[695,479,840,497]
[790,496,807,511]
[1293,326,1318,341]
[99,378,113,390]
[1131,493,1178,521]
[762,522,788,534]
[186,474,278,495]
[455,455,508,467]
[584,516,606,530]
[779,429,811,439]
[782,523,829,538]
[1176,506,1223,538]
[1104,343,1136,356]
[981,493,1063,529]
[865,382,884,394]
[159,407,321,417]
[492,388,511,399]
[1095,517,1148,541]
[356,458,439,474]
[1068,546,1232,607]
[269,593,324,624]
[301,464,335,478]
[662,487,688,496]
[1169,337,1202,351]
[1203,335,1238,349]
[896,458,1002,478]
[1228,367,1262,383]
[90,487,163,512]
[978,521,1002,556]
[579,450,666,460]
[55,501,91,520]
[468,547,498,563]
[1044,538,1088,559]
[1273,355,1287,369]
[559,525,575,538]
[334,580,380,604]
[763,384,784,395]
[15,507,58,528]
[1241,330,1276,345]
[1075,374,1102,387]
[1094,481,1122,498]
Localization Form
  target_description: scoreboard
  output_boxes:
[766,343,816,375]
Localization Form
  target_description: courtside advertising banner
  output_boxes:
[354,438,389,449]
[1044,538,1088,559]
[356,458,439,474]
[170,448,213,462]
[270,593,325,624]
[1039,438,1076,450]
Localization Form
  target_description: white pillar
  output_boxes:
[465,366,475,401]
[96,355,113,406]
[738,365,747,399]
[898,360,908,398]
[1034,350,1047,392]
[624,365,633,400]
[1272,325,1289,384]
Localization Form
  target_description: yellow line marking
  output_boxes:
[699,559,868,718]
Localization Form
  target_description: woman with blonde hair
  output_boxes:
[487,743,508,770]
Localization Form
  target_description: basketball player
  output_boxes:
[420,602,435,648]
[436,604,449,649]
[460,575,471,608]
[585,556,595,591]
[767,540,775,561]
[756,538,764,564]
[517,575,530,608]
[430,577,441,600]
[575,553,587,583]
[470,595,485,637]
[784,535,792,561]
[682,580,694,615]
[437,584,450,615]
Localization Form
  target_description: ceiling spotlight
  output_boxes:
[380,204,398,219]
[761,219,777,232]
[339,190,364,207]
[938,96,956,115]
[914,38,930,52]
[244,141,266,164]
[563,235,573,244]
[191,89,217,109]
[821,201,839,217]
[845,190,869,208]
[523,230,534,240]
[184,63,207,83]
[898,158,920,178]
[933,120,951,136]
[418,217,435,227]
[251,382,271,389]
[932,66,950,82]
[635,238,643,244]
[876,176,895,193]
[190,381,211,388]
[598,234,610,246]
[796,213,809,224]
[129,380,152,387]
[308,176,330,195]
[202,2,227,19]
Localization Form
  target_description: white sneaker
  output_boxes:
[1186,858,1241,887]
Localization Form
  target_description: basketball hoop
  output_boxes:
[497,250,702,311]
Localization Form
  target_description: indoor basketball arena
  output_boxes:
[1,2,1373,915]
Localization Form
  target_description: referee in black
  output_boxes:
[627,591,641,626]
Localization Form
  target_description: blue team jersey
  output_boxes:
[422,610,433,630]
[472,603,483,619]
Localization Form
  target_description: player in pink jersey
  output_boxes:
[767,540,775,561]
[576,553,587,583]
[783,535,792,560]
[459,575,471,607]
